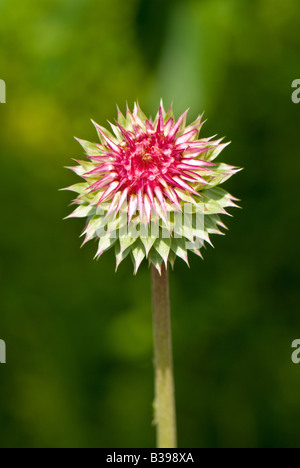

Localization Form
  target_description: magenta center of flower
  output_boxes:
[120,133,179,187]
[84,106,215,211]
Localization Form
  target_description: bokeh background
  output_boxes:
[0,0,300,448]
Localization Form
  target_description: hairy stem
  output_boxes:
[151,265,177,448]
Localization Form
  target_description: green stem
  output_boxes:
[151,265,177,448]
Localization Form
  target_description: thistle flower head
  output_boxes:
[65,102,240,274]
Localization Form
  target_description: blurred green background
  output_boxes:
[1,0,300,448]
